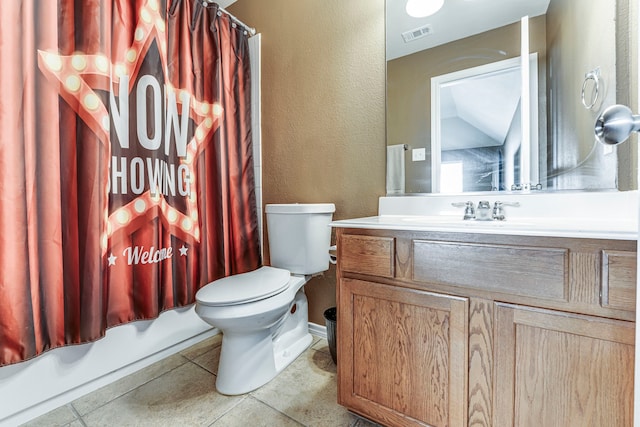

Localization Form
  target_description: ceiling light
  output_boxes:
[405,0,444,18]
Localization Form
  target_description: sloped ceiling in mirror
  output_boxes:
[441,69,521,150]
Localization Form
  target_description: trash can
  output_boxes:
[323,307,337,364]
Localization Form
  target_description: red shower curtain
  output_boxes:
[0,0,260,366]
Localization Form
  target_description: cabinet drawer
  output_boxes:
[602,250,637,312]
[340,234,395,278]
[413,240,568,301]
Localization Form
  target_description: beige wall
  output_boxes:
[229,0,386,324]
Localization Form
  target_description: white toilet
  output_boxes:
[195,203,335,395]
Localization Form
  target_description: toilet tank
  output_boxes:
[265,203,335,275]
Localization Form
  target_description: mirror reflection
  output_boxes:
[386,0,634,194]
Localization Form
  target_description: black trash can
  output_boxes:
[323,307,337,364]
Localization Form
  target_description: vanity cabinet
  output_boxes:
[335,228,636,427]
[339,278,468,426]
[493,303,634,426]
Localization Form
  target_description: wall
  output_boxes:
[229,0,387,324]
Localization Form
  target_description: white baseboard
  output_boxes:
[308,321,327,340]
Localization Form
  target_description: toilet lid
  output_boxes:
[196,266,291,306]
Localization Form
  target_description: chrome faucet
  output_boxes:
[475,201,492,221]
[492,201,520,221]
[452,200,520,221]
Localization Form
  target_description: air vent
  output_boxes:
[402,24,434,43]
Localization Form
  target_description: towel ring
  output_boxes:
[581,68,600,110]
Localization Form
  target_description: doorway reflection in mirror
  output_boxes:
[431,55,538,193]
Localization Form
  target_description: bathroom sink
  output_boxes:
[332,214,636,239]
[398,215,465,224]
[398,215,535,227]
[330,191,638,240]
[394,215,617,231]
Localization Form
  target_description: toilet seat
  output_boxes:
[196,266,291,307]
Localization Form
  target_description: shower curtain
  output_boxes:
[0,0,261,366]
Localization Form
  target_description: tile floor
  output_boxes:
[21,335,380,427]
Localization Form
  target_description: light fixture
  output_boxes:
[405,0,444,18]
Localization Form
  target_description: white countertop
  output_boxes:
[330,191,639,240]
[331,215,637,240]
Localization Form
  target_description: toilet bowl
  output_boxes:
[195,203,335,395]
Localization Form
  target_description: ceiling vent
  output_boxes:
[401,24,434,43]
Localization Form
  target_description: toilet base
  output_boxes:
[215,288,312,395]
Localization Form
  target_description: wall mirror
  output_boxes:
[386,0,637,194]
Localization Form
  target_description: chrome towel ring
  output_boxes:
[581,68,600,110]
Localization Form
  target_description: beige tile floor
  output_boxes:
[21,335,381,427]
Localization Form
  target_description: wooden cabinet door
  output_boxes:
[338,278,469,427]
[494,303,634,427]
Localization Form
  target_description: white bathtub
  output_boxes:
[0,306,216,427]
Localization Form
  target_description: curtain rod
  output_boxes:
[205,1,257,36]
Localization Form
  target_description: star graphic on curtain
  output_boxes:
[179,245,189,256]
[108,253,117,266]
[36,0,222,257]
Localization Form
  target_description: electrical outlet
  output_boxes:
[412,148,426,161]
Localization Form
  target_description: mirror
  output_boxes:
[386,0,636,194]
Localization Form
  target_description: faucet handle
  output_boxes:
[492,201,520,221]
[494,201,520,208]
[451,201,475,220]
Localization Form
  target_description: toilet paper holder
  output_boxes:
[329,245,337,265]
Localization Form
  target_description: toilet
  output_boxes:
[195,203,335,395]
